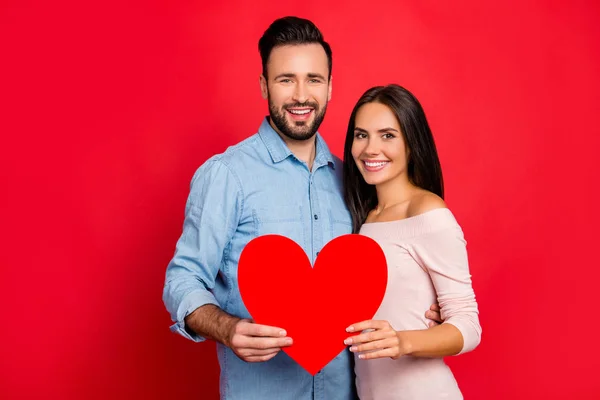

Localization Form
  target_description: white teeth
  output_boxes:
[365,161,389,168]
[288,109,311,115]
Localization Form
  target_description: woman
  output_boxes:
[342,84,481,399]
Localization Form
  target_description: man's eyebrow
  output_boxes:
[307,73,326,80]
[273,73,297,80]
[273,73,327,80]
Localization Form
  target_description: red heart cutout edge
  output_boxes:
[238,234,388,375]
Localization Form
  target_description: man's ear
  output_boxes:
[328,75,332,101]
[260,74,268,100]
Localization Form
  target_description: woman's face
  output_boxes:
[351,102,409,186]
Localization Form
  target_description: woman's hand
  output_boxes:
[344,320,411,360]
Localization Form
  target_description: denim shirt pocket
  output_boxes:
[327,206,353,242]
[253,205,306,250]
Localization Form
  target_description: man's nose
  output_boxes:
[292,83,308,103]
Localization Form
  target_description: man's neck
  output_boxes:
[269,119,318,171]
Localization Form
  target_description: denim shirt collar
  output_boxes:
[258,117,335,169]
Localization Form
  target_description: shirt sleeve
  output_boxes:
[407,227,482,354]
[162,157,243,342]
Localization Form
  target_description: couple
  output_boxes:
[163,16,481,400]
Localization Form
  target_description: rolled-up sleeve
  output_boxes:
[162,157,242,342]
[408,227,482,354]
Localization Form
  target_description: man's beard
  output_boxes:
[268,96,327,141]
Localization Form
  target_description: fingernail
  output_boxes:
[346,326,355,332]
[344,338,352,345]
[279,330,286,336]
[350,346,357,352]
[358,354,364,359]
[285,338,292,345]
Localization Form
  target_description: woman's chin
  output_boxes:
[364,178,383,186]
[360,171,389,186]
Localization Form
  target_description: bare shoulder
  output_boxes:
[406,190,447,218]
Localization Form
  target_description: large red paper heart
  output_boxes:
[238,234,388,375]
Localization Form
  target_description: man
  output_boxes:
[163,16,442,400]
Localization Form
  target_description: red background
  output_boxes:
[1,1,600,399]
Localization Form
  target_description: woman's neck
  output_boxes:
[374,174,416,213]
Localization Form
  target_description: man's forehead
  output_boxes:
[267,44,329,74]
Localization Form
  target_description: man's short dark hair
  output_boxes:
[258,16,332,80]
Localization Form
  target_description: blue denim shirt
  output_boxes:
[163,117,356,400]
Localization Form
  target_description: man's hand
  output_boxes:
[183,305,292,362]
[425,304,443,328]
[226,319,293,363]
